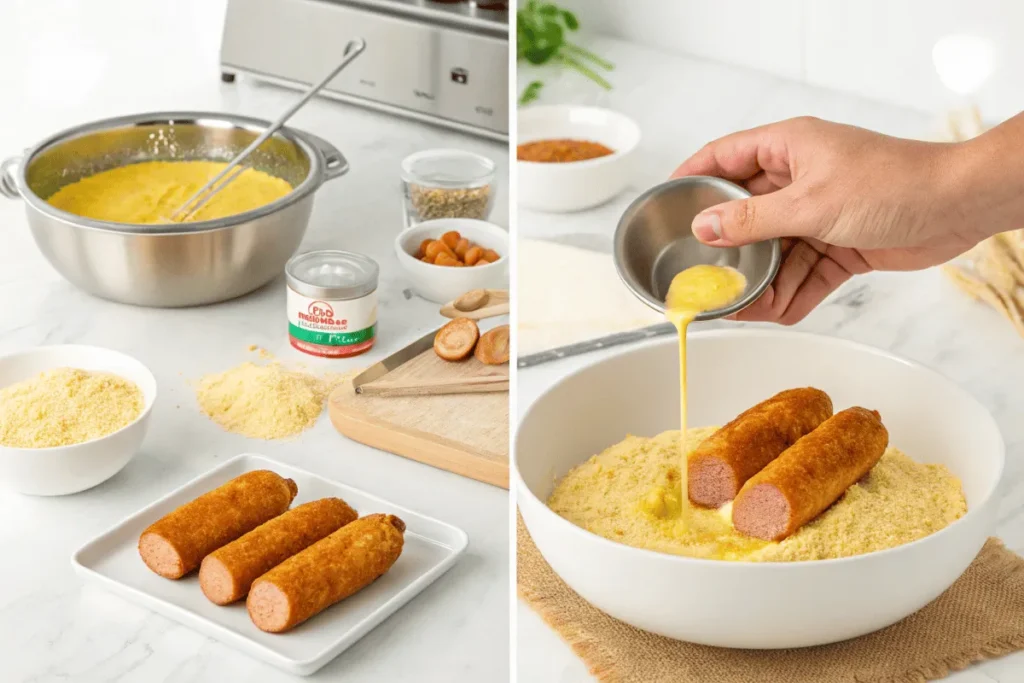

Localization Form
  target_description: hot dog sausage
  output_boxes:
[688,388,833,508]
[199,497,358,605]
[732,407,888,541]
[138,470,297,579]
[247,513,405,633]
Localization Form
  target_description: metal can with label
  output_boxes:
[285,250,379,358]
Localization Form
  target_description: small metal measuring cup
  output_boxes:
[517,177,783,369]
[614,176,781,319]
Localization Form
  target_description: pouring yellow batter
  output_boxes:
[663,265,747,516]
[47,161,293,224]
[546,267,968,561]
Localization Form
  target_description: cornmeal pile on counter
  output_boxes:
[0,368,143,448]
[548,427,967,562]
[195,358,347,440]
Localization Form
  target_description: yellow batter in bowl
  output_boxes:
[46,160,293,224]
[547,426,967,562]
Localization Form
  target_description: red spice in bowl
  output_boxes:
[517,139,615,163]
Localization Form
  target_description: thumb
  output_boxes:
[691,187,811,247]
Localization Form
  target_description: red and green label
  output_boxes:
[288,323,375,346]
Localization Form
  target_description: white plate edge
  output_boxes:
[69,453,471,674]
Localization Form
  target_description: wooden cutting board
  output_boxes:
[356,347,508,397]
[328,376,509,488]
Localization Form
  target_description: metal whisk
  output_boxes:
[166,38,366,223]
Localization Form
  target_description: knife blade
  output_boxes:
[351,328,439,393]
[517,323,677,369]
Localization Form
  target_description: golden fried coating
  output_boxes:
[199,497,358,605]
[733,407,889,541]
[688,388,833,507]
[247,514,406,633]
[139,470,297,579]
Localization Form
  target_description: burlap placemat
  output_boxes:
[518,518,1024,683]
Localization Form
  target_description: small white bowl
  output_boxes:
[0,345,157,496]
[517,105,641,213]
[516,330,1004,648]
[394,218,509,304]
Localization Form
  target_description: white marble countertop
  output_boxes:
[0,2,509,681]
[515,36,1024,683]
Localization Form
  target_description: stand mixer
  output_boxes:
[220,0,509,141]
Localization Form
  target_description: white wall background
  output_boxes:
[555,0,1024,122]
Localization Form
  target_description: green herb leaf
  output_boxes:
[538,20,563,49]
[516,1,612,93]
[524,45,557,65]
[519,81,544,105]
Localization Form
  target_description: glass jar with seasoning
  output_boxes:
[285,250,379,358]
[401,149,496,226]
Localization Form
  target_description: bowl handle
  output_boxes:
[302,132,350,182]
[0,155,21,200]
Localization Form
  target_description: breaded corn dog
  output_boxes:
[199,497,358,605]
[139,470,297,579]
[247,513,406,633]
[732,407,889,541]
[688,388,833,507]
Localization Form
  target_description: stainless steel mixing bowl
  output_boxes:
[614,176,781,319]
[0,112,349,307]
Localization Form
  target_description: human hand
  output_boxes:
[672,116,1001,324]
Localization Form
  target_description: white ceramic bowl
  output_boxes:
[516,330,1003,648]
[0,345,157,496]
[394,218,509,304]
[517,105,641,213]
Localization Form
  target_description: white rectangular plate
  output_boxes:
[71,454,469,676]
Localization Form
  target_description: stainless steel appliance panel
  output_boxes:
[221,0,508,139]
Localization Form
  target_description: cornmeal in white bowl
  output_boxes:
[547,427,967,562]
[0,368,143,448]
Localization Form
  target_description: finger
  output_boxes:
[769,241,823,315]
[743,171,782,196]
[778,256,854,325]
[691,186,814,247]
[823,243,875,276]
[672,138,761,181]
[671,122,795,183]
[731,285,776,322]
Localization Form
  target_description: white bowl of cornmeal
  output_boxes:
[516,329,1004,648]
[0,345,157,495]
